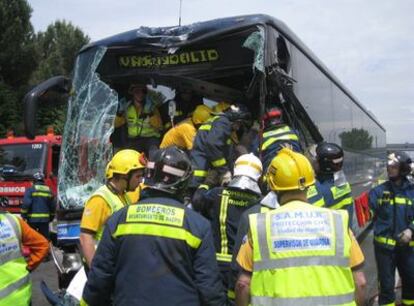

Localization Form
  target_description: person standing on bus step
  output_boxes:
[114,83,162,156]
[192,153,263,303]
[235,148,366,306]
[368,151,414,306]
[312,142,354,227]
[82,146,226,306]
[79,149,146,267]
[0,211,49,305]
[190,104,252,189]
[21,172,56,240]
[260,106,302,172]
[160,104,213,151]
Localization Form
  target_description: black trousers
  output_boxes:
[28,222,50,240]
[374,244,414,305]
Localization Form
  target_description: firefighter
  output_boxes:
[189,104,252,189]
[21,172,56,239]
[313,142,354,226]
[192,153,263,302]
[368,151,414,305]
[235,148,366,306]
[79,149,146,267]
[160,104,213,151]
[115,83,162,156]
[82,146,226,306]
[0,211,49,305]
[260,106,302,172]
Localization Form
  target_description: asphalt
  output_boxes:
[30,229,381,306]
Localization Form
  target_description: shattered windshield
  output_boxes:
[58,46,117,209]
[0,144,47,178]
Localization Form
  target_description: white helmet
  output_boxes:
[233,153,263,182]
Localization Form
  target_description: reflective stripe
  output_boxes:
[216,253,232,262]
[379,197,412,205]
[261,134,299,151]
[0,274,30,299]
[330,197,353,210]
[198,184,210,190]
[312,198,325,207]
[219,191,230,255]
[235,160,262,172]
[251,291,355,306]
[402,299,414,305]
[113,223,201,249]
[27,213,50,218]
[32,192,52,197]
[0,250,22,266]
[254,212,346,271]
[34,185,50,192]
[199,124,211,131]
[227,290,235,299]
[330,184,351,200]
[262,126,294,138]
[374,236,414,247]
[194,170,208,177]
[212,158,226,167]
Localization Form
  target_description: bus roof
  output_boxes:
[81,14,384,131]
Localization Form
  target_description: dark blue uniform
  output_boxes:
[190,115,233,188]
[260,124,302,171]
[193,186,261,302]
[83,190,226,306]
[369,179,414,305]
[21,182,55,239]
[311,174,354,228]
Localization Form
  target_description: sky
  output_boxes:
[28,0,414,144]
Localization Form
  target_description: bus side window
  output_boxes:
[52,145,60,176]
[276,36,291,73]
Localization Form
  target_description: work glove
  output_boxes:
[204,169,221,188]
[220,171,232,186]
[398,228,413,245]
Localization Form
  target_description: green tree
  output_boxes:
[339,128,373,151]
[31,20,90,134]
[0,0,37,136]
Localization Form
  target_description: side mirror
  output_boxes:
[24,76,71,139]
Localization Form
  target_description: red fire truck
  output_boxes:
[0,129,61,214]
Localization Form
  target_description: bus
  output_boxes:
[24,14,386,242]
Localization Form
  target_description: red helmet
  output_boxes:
[263,107,283,129]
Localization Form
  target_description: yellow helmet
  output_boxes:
[213,101,231,113]
[192,105,212,125]
[106,149,146,179]
[266,148,315,191]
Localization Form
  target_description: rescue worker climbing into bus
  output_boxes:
[114,83,163,156]
[160,104,213,151]
[260,106,302,172]
[159,88,203,130]
[368,151,414,306]
[312,142,355,227]
[190,103,252,189]
[79,149,146,267]
[192,153,263,303]
[0,211,49,305]
[82,146,226,306]
[21,172,56,240]
[235,148,366,306]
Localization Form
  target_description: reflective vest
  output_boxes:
[90,185,131,241]
[249,201,355,306]
[126,104,160,138]
[0,213,31,305]
[329,183,353,210]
